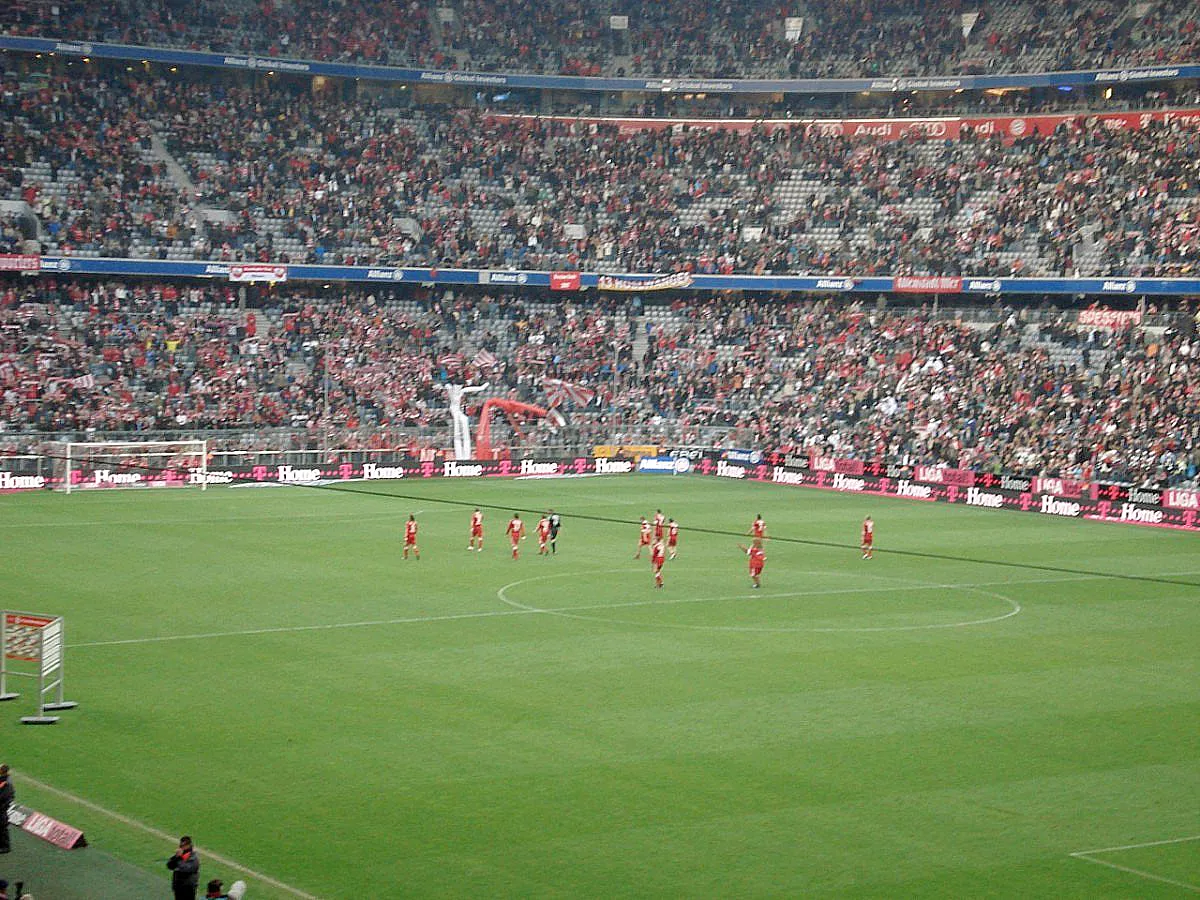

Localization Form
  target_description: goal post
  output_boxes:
[0,611,78,725]
[58,440,208,493]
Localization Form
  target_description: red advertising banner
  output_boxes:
[1033,477,1086,499]
[21,810,87,849]
[914,466,976,487]
[894,276,962,293]
[4,612,55,661]
[486,108,1200,144]
[1163,489,1200,510]
[0,254,41,272]
[1078,309,1143,328]
[809,456,866,475]
[550,271,582,291]
[228,264,288,283]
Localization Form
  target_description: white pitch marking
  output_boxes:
[1070,855,1200,893]
[495,569,1023,633]
[1071,834,1200,855]
[70,573,1057,649]
[15,770,320,899]
[66,571,1176,649]
[0,508,455,529]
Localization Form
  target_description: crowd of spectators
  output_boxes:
[3,0,1198,78]
[1,279,1196,487]
[4,71,1200,278]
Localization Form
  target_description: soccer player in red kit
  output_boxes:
[505,513,526,560]
[468,508,484,551]
[667,517,679,559]
[748,514,766,541]
[861,515,874,559]
[403,514,420,560]
[653,509,666,540]
[536,514,551,555]
[634,516,652,558]
[651,538,666,589]
[739,539,765,588]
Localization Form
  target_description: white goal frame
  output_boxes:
[61,440,208,493]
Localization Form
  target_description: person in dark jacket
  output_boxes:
[0,764,13,854]
[167,835,200,900]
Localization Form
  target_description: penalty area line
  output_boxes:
[15,770,320,899]
[1069,834,1200,894]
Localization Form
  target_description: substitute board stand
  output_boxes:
[1,611,78,724]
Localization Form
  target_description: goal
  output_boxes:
[56,440,208,493]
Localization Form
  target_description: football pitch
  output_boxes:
[2,475,1198,898]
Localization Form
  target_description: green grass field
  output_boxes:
[2,476,1198,898]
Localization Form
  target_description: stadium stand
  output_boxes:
[3,71,1200,276]
[1,281,1196,487]
[3,0,1198,77]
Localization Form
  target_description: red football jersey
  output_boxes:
[506,517,524,539]
[537,518,550,538]
[751,518,765,537]
[651,543,665,566]
[862,519,874,542]
[668,522,679,542]
[747,546,765,568]
[471,511,483,529]
[405,521,418,542]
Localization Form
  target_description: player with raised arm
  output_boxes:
[505,512,526,560]
[468,508,484,551]
[403,514,420,560]
[548,509,561,554]
[748,514,767,542]
[738,539,765,589]
[862,515,874,560]
[651,538,666,589]
[634,516,652,559]
[653,509,666,541]
[667,517,680,559]
[536,513,551,556]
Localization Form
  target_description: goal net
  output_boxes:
[54,440,208,493]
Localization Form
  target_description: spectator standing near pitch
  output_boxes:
[167,835,200,900]
[0,765,13,854]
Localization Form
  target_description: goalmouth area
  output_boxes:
[2,474,1197,898]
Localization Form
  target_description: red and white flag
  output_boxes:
[543,378,595,408]
[72,373,95,389]
[472,348,499,369]
[438,352,466,370]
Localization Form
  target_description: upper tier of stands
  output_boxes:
[2,0,1198,78]
[4,72,1199,277]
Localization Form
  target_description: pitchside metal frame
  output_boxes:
[62,439,208,493]
[0,611,78,724]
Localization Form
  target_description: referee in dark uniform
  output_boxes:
[548,509,561,554]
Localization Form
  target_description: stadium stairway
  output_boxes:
[149,133,199,199]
